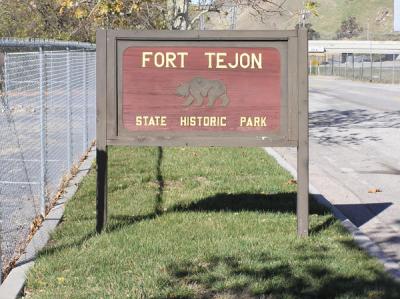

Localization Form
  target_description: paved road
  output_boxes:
[274,77,400,265]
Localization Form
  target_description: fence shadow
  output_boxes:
[154,146,164,215]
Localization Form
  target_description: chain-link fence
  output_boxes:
[309,53,400,84]
[0,40,96,282]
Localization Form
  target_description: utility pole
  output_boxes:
[367,17,373,81]
[395,0,400,32]
[167,0,188,30]
[199,0,207,30]
[229,4,238,30]
[300,0,311,28]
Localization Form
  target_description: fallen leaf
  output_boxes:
[287,179,297,185]
[368,188,382,193]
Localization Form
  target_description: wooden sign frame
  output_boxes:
[96,29,309,236]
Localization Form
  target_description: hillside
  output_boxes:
[311,0,395,40]
[206,0,398,40]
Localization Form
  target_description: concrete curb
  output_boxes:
[264,147,400,282]
[0,148,96,299]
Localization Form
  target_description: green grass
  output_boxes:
[25,147,400,298]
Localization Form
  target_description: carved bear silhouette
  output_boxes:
[176,77,230,107]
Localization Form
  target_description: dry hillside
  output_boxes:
[205,0,398,40]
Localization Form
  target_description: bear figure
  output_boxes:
[176,77,230,107]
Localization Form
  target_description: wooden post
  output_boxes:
[96,30,108,233]
[297,28,309,237]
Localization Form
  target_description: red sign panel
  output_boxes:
[122,46,281,132]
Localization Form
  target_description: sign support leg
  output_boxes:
[96,145,107,233]
[297,28,309,237]
[96,29,108,233]
[297,142,309,237]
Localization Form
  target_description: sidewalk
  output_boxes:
[268,147,400,278]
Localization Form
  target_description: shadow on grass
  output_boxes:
[104,192,330,236]
[159,252,400,299]
[171,192,326,215]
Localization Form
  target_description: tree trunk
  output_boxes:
[167,0,188,30]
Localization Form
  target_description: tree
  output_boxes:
[0,1,317,42]
[0,0,168,42]
[295,23,320,40]
[336,16,363,39]
[167,0,319,30]
[167,0,222,30]
[237,0,319,27]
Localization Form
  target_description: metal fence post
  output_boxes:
[325,55,328,75]
[49,51,53,111]
[39,47,46,217]
[352,53,355,80]
[379,55,382,82]
[67,48,72,170]
[361,56,364,80]
[345,53,348,79]
[370,54,373,82]
[0,54,9,284]
[393,54,396,84]
[331,55,334,75]
[83,50,88,151]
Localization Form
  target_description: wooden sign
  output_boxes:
[122,46,281,134]
[96,30,309,236]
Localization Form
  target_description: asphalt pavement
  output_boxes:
[272,76,400,265]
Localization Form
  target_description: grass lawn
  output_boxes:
[25,147,400,298]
